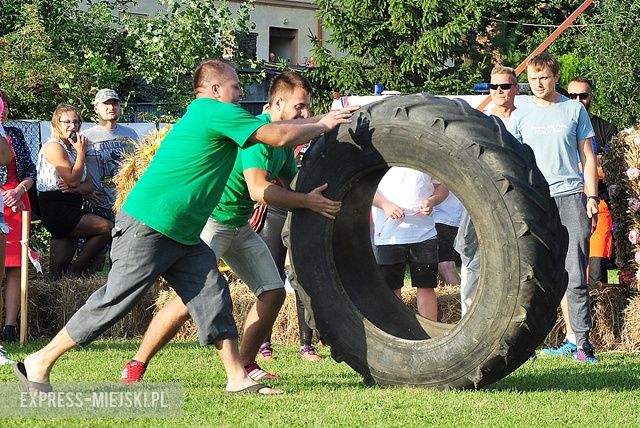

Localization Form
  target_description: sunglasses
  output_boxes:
[489,83,515,90]
[569,92,590,100]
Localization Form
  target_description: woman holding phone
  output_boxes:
[37,104,112,280]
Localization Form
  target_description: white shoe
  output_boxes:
[0,346,15,365]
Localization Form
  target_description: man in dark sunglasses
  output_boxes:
[456,65,520,316]
[487,65,520,124]
[568,77,618,290]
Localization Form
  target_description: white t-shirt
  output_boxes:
[372,167,438,245]
[433,191,463,226]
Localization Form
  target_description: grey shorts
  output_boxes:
[201,219,284,297]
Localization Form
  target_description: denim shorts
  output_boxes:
[0,203,8,234]
[201,219,284,297]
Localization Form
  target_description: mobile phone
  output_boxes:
[69,131,77,141]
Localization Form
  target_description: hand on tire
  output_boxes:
[319,106,360,132]
[305,183,342,219]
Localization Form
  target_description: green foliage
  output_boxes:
[311,0,604,101]
[0,1,130,119]
[122,0,261,110]
[579,0,640,128]
[0,0,259,119]
[29,220,52,258]
[308,0,589,99]
[311,0,488,95]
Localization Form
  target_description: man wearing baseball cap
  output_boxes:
[81,89,138,269]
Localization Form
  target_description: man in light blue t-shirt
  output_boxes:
[508,53,599,363]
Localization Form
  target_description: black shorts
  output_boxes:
[435,223,461,263]
[373,238,438,290]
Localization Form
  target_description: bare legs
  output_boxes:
[239,289,285,366]
[437,261,460,285]
[23,328,77,383]
[134,288,286,368]
[393,287,438,321]
[48,213,112,280]
[561,294,575,336]
[132,297,190,364]
[21,326,281,394]
[3,268,20,327]
[416,287,438,321]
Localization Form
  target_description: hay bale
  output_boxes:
[24,276,158,340]
[400,284,461,324]
[155,283,464,344]
[544,286,629,351]
[113,126,171,213]
[621,293,640,351]
[157,280,304,344]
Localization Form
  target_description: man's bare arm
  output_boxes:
[250,106,359,148]
[244,168,341,219]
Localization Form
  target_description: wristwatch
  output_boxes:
[587,195,600,204]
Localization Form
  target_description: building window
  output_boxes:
[268,27,298,64]
[239,32,258,59]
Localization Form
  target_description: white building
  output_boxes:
[126,0,337,65]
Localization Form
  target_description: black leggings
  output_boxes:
[259,206,314,346]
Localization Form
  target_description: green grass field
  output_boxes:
[1,340,639,427]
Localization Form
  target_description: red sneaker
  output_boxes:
[121,360,147,383]
[244,360,278,381]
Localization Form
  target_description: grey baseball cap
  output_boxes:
[93,89,120,104]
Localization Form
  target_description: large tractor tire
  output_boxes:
[286,94,568,389]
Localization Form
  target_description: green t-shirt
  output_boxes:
[212,113,298,227]
[122,98,264,245]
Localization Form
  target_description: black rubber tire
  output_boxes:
[286,94,568,389]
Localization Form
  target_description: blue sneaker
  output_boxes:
[540,340,577,357]
[574,345,598,363]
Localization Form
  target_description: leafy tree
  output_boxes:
[122,0,261,111]
[579,0,640,128]
[307,0,589,108]
[0,0,131,119]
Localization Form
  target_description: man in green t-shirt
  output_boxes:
[119,71,340,383]
[15,60,356,395]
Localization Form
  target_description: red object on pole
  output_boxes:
[476,0,594,112]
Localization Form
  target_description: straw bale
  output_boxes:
[22,276,158,339]
[621,293,640,351]
[400,284,462,324]
[113,126,171,213]
[545,286,630,351]
[16,274,633,349]
[156,283,463,343]
[157,280,304,344]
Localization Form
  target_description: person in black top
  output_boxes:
[567,77,618,287]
